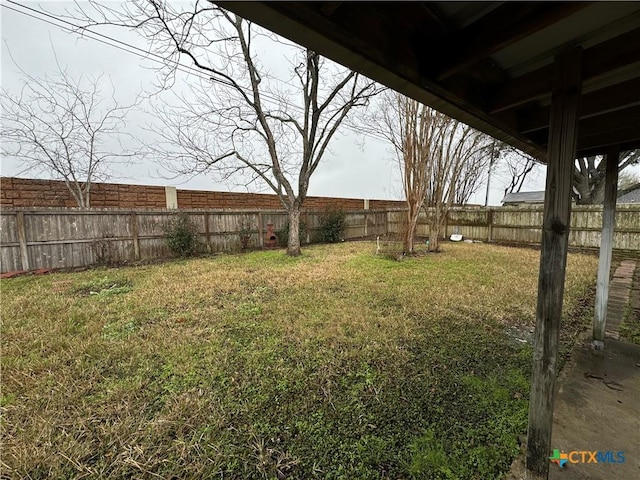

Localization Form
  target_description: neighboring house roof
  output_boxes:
[502,191,545,205]
[617,185,640,204]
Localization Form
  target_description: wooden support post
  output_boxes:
[593,146,619,348]
[15,211,30,271]
[130,212,140,261]
[526,47,582,479]
[257,212,264,248]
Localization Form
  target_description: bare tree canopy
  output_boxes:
[69,1,381,255]
[371,93,439,253]
[1,58,135,208]
[363,91,490,253]
[573,151,640,204]
[496,143,539,197]
[423,114,490,251]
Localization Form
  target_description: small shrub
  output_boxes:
[376,234,406,261]
[237,215,254,251]
[316,208,346,243]
[163,213,199,257]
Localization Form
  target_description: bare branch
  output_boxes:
[1,46,137,207]
[70,2,382,254]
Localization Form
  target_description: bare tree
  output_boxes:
[498,144,538,197]
[424,115,490,251]
[573,151,640,204]
[361,92,490,253]
[1,61,135,208]
[70,1,380,256]
[369,93,439,253]
[453,142,492,205]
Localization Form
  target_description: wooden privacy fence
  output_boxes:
[0,205,638,273]
[0,208,387,273]
[387,204,640,251]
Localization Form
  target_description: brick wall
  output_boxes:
[1,177,166,209]
[1,177,405,211]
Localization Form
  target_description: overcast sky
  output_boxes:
[1,1,551,205]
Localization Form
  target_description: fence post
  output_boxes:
[130,212,140,261]
[305,211,311,243]
[487,209,494,243]
[364,211,368,237]
[15,211,30,271]
[204,211,212,252]
[444,209,449,238]
[257,211,264,248]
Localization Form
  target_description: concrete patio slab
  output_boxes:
[547,339,640,480]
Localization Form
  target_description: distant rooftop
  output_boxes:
[617,184,640,204]
[501,191,545,205]
[502,184,640,205]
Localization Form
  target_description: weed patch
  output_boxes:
[73,275,133,297]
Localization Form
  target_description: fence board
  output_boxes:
[0,213,18,244]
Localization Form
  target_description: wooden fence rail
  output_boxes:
[1,205,638,273]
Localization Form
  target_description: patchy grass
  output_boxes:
[1,242,597,479]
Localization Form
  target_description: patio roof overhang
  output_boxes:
[217,1,640,161]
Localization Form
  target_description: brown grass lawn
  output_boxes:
[0,242,597,479]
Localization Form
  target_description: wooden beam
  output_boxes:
[518,77,640,134]
[593,146,620,348]
[526,47,582,479]
[491,27,640,113]
[577,137,640,158]
[529,106,640,150]
[436,3,590,80]
[576,125,640,152]
[578,105,640,137]
[318,2,343,17]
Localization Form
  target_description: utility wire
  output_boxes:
[3,1,391,144]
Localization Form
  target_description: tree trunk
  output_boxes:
[428,208,441,252]
[287,205,302,257]
[403,205,419,254]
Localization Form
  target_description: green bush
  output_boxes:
[237,215,254,251]
[315,207,346,243]
[163,213,199,257]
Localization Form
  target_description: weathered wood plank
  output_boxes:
[131,212,141,261]
[15,211,30,271]
[526,47,582,479]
